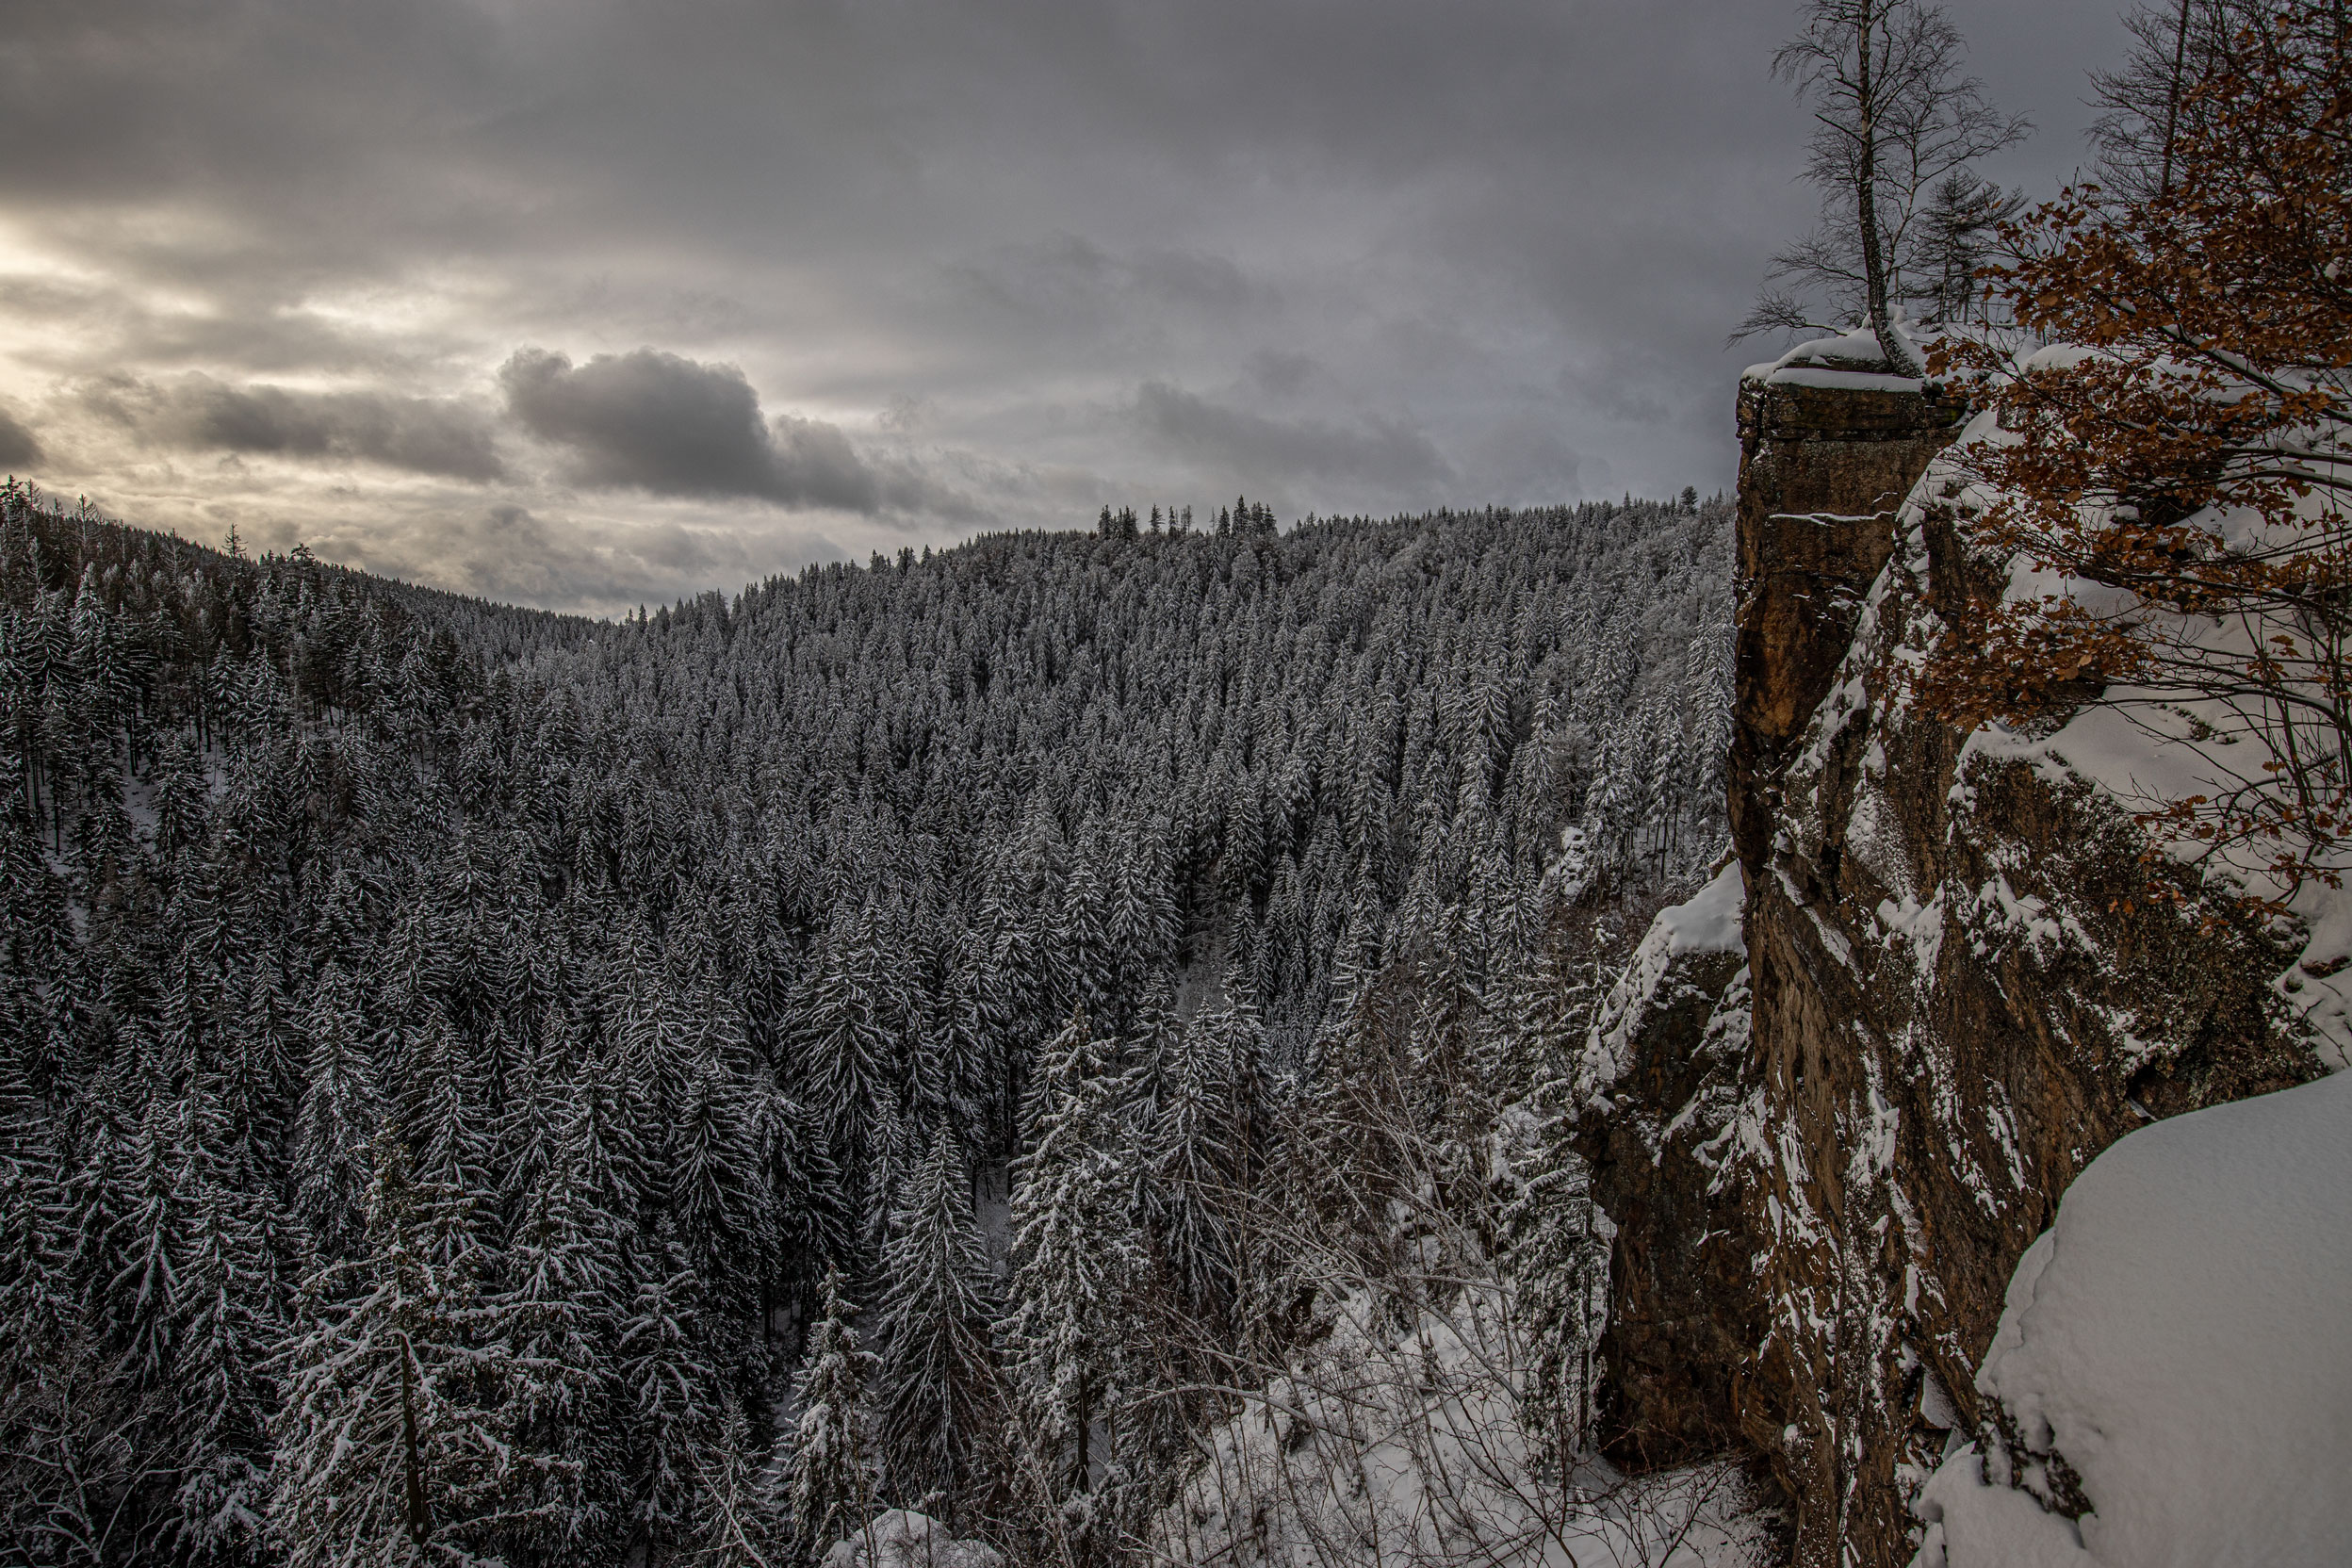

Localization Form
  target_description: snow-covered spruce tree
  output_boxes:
[224,958,300,1194]
[928,925,1006,1147]
[0,1145,82,1557]
[1137,1017,1241,1332]
[606,923,694,1207]
[788,1269,879,1568]
[1105,829,1177,1026]
[857,1090,913,1262]
[391,1013,497,1220]
[269,1135,578,1568]
[688,1393,786,1568]
[616,1223,731,1557]
[495,1134,626,1560]
[288,962,381,1263]
[1000,1014,1147,1554]
[670,1047,767,1357]
[874,1126,1001,1523]
[751,1081,849,1327]
[160,1168,282,1562]
[796,899,904,1203]
[547,1037,651,1255]
[0,1052,67,1348]
[2,1054,146,1562]
[1054,846,1120,1037]
[106,1090,196,1403]
[1498,1081,1611,1490]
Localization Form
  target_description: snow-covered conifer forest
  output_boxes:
[0,479,1746,1566]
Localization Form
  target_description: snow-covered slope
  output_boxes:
[823,1510,1005,1568]
[1913,1070,2352,1567]
[1158,1279,1774,1568]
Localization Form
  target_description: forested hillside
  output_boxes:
[0,480,1735,1567]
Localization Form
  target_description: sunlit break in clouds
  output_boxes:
[0,0,2124,615]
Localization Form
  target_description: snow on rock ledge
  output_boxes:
[1579,860,1746,1102]
[1657,858,1748,956]
[1741,323,1930,394]
[1913,1070,2352,1568]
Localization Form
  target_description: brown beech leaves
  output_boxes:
[1920,1,2352,898]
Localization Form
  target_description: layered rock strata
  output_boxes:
[1578,363,2324,1567]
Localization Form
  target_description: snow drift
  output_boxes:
[1913,1070,2352,1567]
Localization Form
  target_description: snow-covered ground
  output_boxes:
[822,1510,1005,1568]
[1911,1070,2352,1567]
[1158,1272,1773,1568]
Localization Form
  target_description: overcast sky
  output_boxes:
[2,0,2130,615]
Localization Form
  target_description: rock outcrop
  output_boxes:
[1574,864,1755,1471]
[1578,358,2327,1566]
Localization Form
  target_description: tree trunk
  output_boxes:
[1854,5,1923,376]
[2160,0,2194,197]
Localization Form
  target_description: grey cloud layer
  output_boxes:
[0,0,2131,610]
[1135,383,1450,504]
[81,375,507,482]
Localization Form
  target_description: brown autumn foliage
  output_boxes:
[1919,0,2352,898]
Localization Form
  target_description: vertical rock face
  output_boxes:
[1727,375,1963,874]
[1582,364,2324,1567]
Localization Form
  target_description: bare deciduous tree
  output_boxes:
[1738,0,2029,368]
[2089,1,2278,201]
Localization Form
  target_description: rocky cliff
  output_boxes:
[1576,355,2328,1567]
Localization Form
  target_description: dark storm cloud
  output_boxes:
[1135,382,1450,497]
[0,0,2136,607]
[83,375,505,481]
[498,347,956,514]
[0,410,41,472]
[501,347,841,503]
